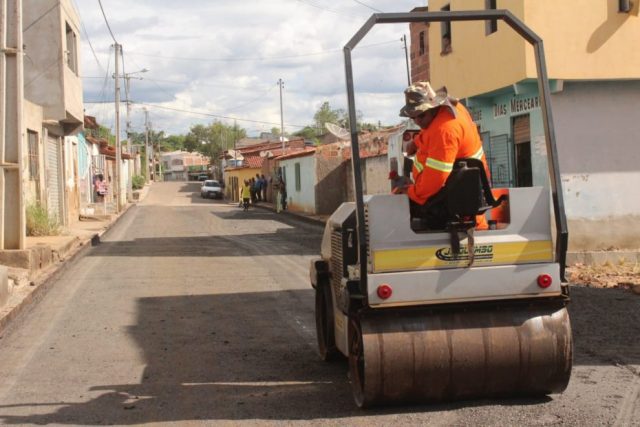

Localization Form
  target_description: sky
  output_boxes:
[74,0,424,138]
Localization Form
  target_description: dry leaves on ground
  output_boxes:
[567,260,640,292]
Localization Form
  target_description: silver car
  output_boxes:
[200,180,223,199]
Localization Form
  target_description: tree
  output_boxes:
[313,101,340,133]
[293,126,320,144]
[184,121,247,165]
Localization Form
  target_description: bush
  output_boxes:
[132,175,145,190]
[26,203,60,236]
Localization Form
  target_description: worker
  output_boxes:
[397,81,489,230]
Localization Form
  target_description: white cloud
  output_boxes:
[76,0,424,136]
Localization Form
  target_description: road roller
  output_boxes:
[309,10,572,407]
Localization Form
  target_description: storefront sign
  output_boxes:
[510,96,540,115]
[493,104,508,118]
[492,95,541,118]
[470,108,482,122]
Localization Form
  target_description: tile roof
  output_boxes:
[276,147,316,161]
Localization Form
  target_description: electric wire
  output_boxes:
[293,0,360,18]
[352,0,383,13]
[71,0,106,73]
[23,4,58,32]
[97,0,118,44]
[132,102,308,129]
[126,39,398,63]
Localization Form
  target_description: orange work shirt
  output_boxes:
[408,103,490,229]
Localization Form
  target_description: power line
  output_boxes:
[97,0,118,44]
[132,102,309,129]
[72,0,105,72]
[352,0,383,13]
[293,0,360,18]
[23,3,58,32]
[125,39,399,63]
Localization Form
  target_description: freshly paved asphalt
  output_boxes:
[0,182,638,426]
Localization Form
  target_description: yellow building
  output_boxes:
[413,1,640,252]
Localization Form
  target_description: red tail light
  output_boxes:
[377,284,393,299]
[537,274,553,288]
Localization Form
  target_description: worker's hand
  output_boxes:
[392,185,410,195]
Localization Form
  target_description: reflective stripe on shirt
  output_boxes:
[425,157,454,173]
[413,158,425,173]
[470,146,484,160]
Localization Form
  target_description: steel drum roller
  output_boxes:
[349,301,572,407]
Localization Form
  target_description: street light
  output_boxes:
[124,68,149,145]
[123,68,148,200]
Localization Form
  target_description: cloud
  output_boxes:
[77,0,423,136]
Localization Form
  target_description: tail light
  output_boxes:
[377,284,393,299]
[537,274,553,288]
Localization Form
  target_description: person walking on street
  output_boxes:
[241,180,251,210]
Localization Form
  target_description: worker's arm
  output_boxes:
[407,127,459,205]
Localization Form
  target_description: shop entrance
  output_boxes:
[512,114,532,187]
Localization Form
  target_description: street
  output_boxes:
[0,182,638,426]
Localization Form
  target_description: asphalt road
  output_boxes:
[0,182,638,426]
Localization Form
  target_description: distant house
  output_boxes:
[160,151,209,181]
[223,138,306,202]
[276,127,402,215]
[83,116,133,215]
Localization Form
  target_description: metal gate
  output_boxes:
[46,135,63,221]
[488,134,514,188]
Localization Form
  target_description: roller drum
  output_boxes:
[349,300,572,407]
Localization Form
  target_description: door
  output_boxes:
[488,134,514,188]
[46,135,63,222]
[513,114,532,187]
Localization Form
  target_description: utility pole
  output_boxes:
[113,43,122,212]
[144,108,150,183]
[0,0,25,250]
[402,34,411,86]
[278,78,285,152]
[233,120,237,166]
[124,74,132,202]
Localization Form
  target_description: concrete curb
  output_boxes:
[0,204,136,336]
[250,202,327,227]
[567,250,640,266]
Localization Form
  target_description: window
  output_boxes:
[485,0,497,35]
[419,31,426,55]
[294,162,301,192]
[440,4,452,55]
[28,130,39,180]
[65,23,78,74]
[619,0,632,13]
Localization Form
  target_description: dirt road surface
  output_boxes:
[0,182,638,426]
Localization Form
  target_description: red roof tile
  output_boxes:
[276,147,316,161]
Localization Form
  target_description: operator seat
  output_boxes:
[411,158,507,254]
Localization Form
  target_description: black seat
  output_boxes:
[412,158,507,255]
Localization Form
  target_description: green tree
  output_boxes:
[293,126,320,145]
[313,101,340,133]
[184,121,247,165]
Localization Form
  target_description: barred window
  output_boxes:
[28,130,39,180]
[295,162,301,192]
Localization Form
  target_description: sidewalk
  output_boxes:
[0,183,151,333]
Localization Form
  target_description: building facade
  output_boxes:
[161,151,209,181]
[417,0,640,251]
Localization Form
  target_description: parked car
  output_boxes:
[200,180,223,199]
[197,174,208,181]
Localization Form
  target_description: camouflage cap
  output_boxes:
[399,81,448,118]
